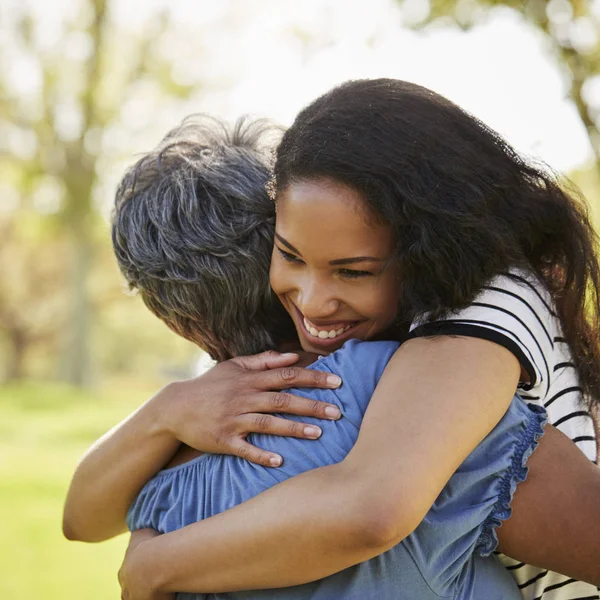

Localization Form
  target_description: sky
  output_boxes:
[156,0,597,174]
[3,0,599,185]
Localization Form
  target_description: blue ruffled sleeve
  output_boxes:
[476,402,547,557]
[403,396,547,597]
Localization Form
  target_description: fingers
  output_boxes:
[258,391,341,420]
[258,366,342,391]
[229,438,284,468]
[241,412,324,440]
[231,350,299,371]
[228,407,342,468]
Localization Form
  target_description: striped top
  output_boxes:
[410,269,599,600]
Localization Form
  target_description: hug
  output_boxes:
[64,79,600,600]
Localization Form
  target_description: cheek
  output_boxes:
[269,254,292,296]
[369,276,400,323]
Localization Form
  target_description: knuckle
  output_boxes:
[254,414,273,431]
[288,421,303,437]
[236,444,251,461]
[280,366,299,383]
[213,431,229,449]
[270,392,290,411]
[312,370,328,385]
[311,399,325,415]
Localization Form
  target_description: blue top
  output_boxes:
[128,340,547,600]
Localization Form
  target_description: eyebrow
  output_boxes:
[275,233,301,255]
[275,233,384,266]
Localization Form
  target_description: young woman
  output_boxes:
[113,81,600,600]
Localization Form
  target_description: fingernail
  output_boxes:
[325,406,341,419]
[281,353,298,358]
[327,374,342,387]
[269,456,282,467]
[304,426,321,438]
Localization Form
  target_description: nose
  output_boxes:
[296,275,340,320]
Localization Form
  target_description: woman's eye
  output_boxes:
[338,269,373,279]
[276,247,304,264]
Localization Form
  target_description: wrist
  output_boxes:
[145,382,184,442]
[126,538,165,596]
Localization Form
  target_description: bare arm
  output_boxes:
[119,335,524,594]
[496,424,600,583]
[121,421,600,600]
[120,336,600,597]
[63,351,342,542]
[63,385,180,542]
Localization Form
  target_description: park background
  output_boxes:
[2,0,600,597]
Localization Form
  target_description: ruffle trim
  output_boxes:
[477,403,548,557]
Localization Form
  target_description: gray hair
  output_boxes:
[112,115,294,361]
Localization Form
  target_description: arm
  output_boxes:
[63,351,342,542]
[63,385,178,542]
[119,335,523,594]
[496,423,600,583]
[121,338,600,598]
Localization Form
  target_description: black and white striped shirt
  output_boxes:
[410,270,598,600]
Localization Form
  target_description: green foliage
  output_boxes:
[0,380,163,599]
[0,0,202,386]
[569,162,600,228]
[398,0,600,172]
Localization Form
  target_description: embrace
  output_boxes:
[63,79,600,600]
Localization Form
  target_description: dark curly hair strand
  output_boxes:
[274,79,600,408]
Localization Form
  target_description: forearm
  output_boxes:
[63,384,180,542]
[127,462,406,594]
[64,352,346,544]
[123,336,519,594]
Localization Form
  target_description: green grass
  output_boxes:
[0,380,162,599]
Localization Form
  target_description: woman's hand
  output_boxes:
[63,349,341,543]
[111,336,522,593]
[119,530,173,600]
[161,350,343,468]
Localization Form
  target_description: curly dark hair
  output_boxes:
[112,115,295,361]
[273,78,600,407]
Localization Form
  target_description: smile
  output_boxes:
[291,304,363,349]
[303,317,352,340]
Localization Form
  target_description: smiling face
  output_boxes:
[270,178,400,354]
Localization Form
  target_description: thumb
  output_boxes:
[231,350,299,371]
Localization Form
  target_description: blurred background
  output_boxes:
[1,0,599,597]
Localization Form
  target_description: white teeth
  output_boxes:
[303,317,354,340]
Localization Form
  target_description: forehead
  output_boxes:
[276,179,393,257]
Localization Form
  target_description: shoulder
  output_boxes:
[301,340,400,423]
[315,339,400,382]
[412,269,557,333]
[410,269,558,391]
[484,270,556,321]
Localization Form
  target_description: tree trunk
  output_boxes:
[6,328,27,382]
[60,223,92,388]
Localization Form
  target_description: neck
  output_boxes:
[276,341,321,368]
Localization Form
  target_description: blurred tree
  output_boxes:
[0,213,68,381]
[0,0,197,385]
[399,0,600,173]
